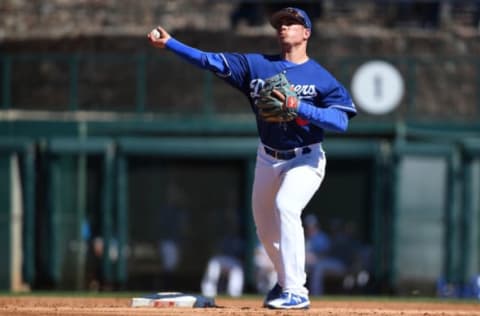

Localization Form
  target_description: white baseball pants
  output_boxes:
[252,142,326,296]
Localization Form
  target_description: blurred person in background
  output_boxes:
[200,232,245,297]
[254,242,277,295]
[304,214,346,296]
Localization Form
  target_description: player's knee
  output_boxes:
[275,196,301,218]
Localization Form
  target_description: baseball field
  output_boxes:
[1,294,479,316]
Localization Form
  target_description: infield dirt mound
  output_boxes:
[0,296,479,316]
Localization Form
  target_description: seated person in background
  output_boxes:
[201,234,245,297]
[329,219,373,293]
[254,243,277,295]
[304,214,347,296]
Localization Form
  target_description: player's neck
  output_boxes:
[281,43,309,64]
[282,50,309,64]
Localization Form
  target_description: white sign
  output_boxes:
[351,60,404,115]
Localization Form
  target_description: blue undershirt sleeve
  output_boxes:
[165,38,230,76]
[297,102,349,132]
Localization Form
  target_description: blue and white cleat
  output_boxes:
[266,292,310,309]
[262,283,283,307]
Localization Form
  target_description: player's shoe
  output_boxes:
[266,291,310,309]
[262,283,282,307]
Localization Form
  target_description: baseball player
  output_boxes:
[148,7,356,309]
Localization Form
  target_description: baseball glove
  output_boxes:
[256,73,299,123]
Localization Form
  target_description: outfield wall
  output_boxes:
[0,131,479,297]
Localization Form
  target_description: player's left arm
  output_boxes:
[295,84,356,132]
[297,106,349,132]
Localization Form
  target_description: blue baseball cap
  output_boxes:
[270,7,312,29]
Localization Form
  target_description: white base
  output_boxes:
[131,292,197,308]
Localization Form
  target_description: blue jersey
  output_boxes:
[219,53,356,149]
[165,39,356,150]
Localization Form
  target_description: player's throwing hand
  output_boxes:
[147,26,170,48]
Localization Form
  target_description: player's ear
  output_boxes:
[304,28,311,40]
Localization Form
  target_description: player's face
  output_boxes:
[275,18,310,45]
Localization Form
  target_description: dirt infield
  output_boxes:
[0,295,479,316]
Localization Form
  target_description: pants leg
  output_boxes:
[201,258,221,297]
[252,150,283,285]
[276,161,325,295]
[252,144,326,295]
[227,264,244,297]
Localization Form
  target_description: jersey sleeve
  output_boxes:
[296,75,356,132]
[322,82,357,118]
[297,105,349,132]
[165,38,230,76]
[215,52,251,91]
[165,38,250,91]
